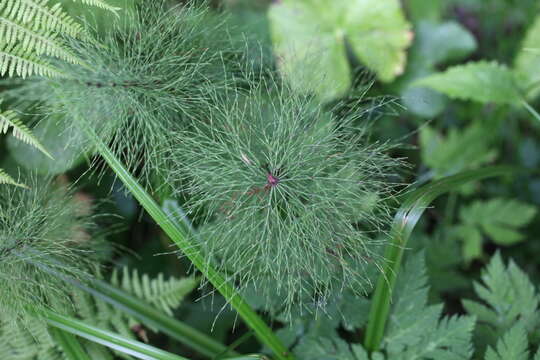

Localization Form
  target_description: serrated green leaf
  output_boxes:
[453,224,483,264]
[400,20,476,118]
[294,336,370,360]
[0,317,60,360]
[269,0,412,101]
[514,15,540,99]
[484,324,529,360]
[463,252,540,345]
[413,61,522,104]
[345,0,412,81]
[69,0,120,13]
[365,167,512,352]
[419,123,498,179]
[458,198,537,247]
[385,252,475,359]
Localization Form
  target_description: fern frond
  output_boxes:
[70,0,120,13]
[0,168,27,188]
[0,16,81,64]
[0,318,62,360]
[111,267,198,316]
[0,41,59,78]
[0,0,85,38]
[0,101,53,158]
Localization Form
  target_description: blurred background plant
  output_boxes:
[1,0,540,359]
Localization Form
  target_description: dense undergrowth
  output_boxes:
[1,0,540,359]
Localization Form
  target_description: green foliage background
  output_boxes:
[2,0,540,359]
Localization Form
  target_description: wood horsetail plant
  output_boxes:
[10,0,242,186]
[3,1,295,358]
[4,1,528,360]
[0,176,99,323]
[1,0,407,358]
[168,81,404,316]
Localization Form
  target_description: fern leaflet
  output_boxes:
[0,168,27,188]
[0,41,59,78]
[0,16,81,64]
[70,0,120,13]
[0,100,53,159]
[111,267,198,316]
[1,0,84,38]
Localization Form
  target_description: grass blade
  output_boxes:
[363,166,513,352]
[84,278,238,358]
[42,309,188,360]
[83,126,294,360]
[49,327,92,360]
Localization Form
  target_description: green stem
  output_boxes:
[39,258,231,358]
[442,191,458,229]
[42,309,188,360]
[87,278,238,358]
[49,327,92,360]
[522,99,540,124]
[363,166,513,352]
[85,127,294,360]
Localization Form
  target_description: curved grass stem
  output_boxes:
[42,309,188,360]
[363,166,513,352]
[49,327,92,360]
[84,126,294,360]
[87,279,238,358]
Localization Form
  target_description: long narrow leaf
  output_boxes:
[80,278,238,358]
[42,309,188,360]
[49,327,92,360]
[363,166,513,351]
[83,125,294,360]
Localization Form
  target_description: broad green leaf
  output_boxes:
[406,0,443,22]
[269,0,412,101]
[459,198,537,246]
[401,85,446,118]
[7,115,87,175]
[413,61,522,104]
[514,15,540,99]
[400,21,476,117]
[413,21,477,67]
[345,1,412,81]
[484,324,529,360]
